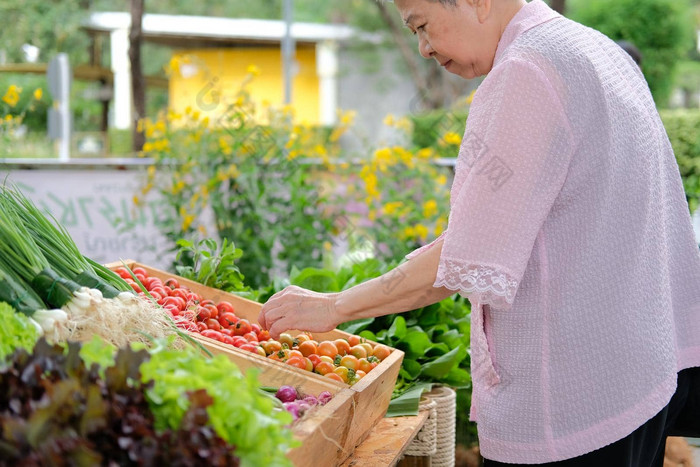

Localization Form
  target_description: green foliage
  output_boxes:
[569,0,695,106]
[660,109,700,212]
[175,238,248,293]
[0,302,39,361]
[142,79,344,289]
[0,338,241,466]
[140,343,296,467]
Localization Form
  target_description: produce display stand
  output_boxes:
[109,261,405,467]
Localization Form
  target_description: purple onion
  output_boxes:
[275,385,298,403]
[283,401,300,420]
[318,391,333,405]
[303,395,318,406]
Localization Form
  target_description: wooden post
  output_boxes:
[129,0,146,152]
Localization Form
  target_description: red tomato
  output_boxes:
[239,343,259,354]
[151,287,168,299]
[132,267,147,276]
[217,301,235,315]
[197,307,211,322]
[149,291,163,302]
[163,304,179,315]
[251,323,262,334]
[286,356,307,370]
[164,277,180,289]
[234,319,253,336]
[114,267,131,279]
[186,292,201,303]
[232,336,248,347]
[243,332,258,342]
[171,288,189,301]
[201,329,223,341]
[197,322,207,333]
[199,299,215,307]
[203,303,218,319]
[308,354,322,368]
[314,361,335,376]
[221,328,234,337]
[222,335,234,346]
[218,311,238,327]
[134,273,147,284]
[163,296,186,311]
[257,330,271,342]
[126,280,141,293]
[205,319,221,331]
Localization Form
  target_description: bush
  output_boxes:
[569,0,694,107]
[660,109,700,212]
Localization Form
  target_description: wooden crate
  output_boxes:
[109,260,404,466]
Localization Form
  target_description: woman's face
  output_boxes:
[394,0,505,79]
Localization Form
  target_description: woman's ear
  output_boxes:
[473,0,493,23]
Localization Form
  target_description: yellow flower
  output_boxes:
[383,201,404,215]
[147,165,156,178]
[201,116,210,128]
[142,142,154,152]
[417,148,434,160]
[383,114,395,126]
[198,225,208,236]
[423,199,438,218]
[368,209,376,221]
[172,180,186,194]
[323,241,333,252]
[340,110,356,126]
[443,132,462,145]
[466,89,477,105]
[396,117,412,133]
[181,214,195,231]
[287,149,301,161]
[33,88,42,100]
[4,114,12,122]
[191,110,201,121]
[185,105,193,115]
[156,120,166,133]
[141,182,153,195]
[167,109,182,121]
[437,174,448,186]
[434,216,447,236]
[2,85,21,107]
[414,224,429,240]
[132,195,141,206]
[246,64,261,76]
[402,226,415,239]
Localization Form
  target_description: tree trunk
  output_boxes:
[129,0,146,152]
[550,0,566,15]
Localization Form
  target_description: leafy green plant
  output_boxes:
[569,0,694,106]
[660,109,700,212]
[175,237,248,292]
[0,339,241,466]
[0,302,39,361]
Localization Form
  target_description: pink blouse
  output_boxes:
[408,1,700,463]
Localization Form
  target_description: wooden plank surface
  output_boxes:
[340,412,429,467]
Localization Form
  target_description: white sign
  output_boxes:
[2,168,175,269]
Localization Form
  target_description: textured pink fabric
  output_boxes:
[408,1,700,463]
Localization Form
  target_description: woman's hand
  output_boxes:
[258,286,340,339]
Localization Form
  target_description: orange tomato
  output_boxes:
[298,340,318,357]
[359,343,374,356]
[355,370,366,380]
[295,333,312,343]
[317,341,339,358]
[339,355,360,371]
[347,335,362,347]
[319,355,334,365]
[349,345,368,359]
[286,356,307,370]
[372,344,391,361]
[358,358,373,374]
[314,361,335,376]
[261,340,282,355]
[333,366,350,383]
[288,349,304,359]
[308,354,322,368]
[324,372,344,383]
[303,357,314,372]
[333,339,351,356]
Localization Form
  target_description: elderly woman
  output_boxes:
[258,0,700,464]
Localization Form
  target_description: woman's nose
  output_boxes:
[418,36,433,59]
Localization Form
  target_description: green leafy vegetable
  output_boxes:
[0,302,39,361]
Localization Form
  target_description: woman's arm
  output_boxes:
[258,237,454,338]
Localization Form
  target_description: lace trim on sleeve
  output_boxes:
[434,259,519,308]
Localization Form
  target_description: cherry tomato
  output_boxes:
[358,358,374,374]
[197,322,207,333]
[325,372,344,383]
[340,355,360,371]
[201,329,223,341]
[303,357,314,372]
[235,319,253,336]
[298,341,318,357]
[318,341,339,358]
[219,311,238,328]
[232,336,248,347]
[286,356,307,370]
[288,350,304,359]
[243,332,258,342]
[359,343,374,357]
[149,291,163,302]
[355,370,366,380]
[314,361,335,376]
[222,335,235,346]
[216,301,235,315]
[126,280,141,293]
[251,323,262,334]
[372,344,391,361]
[347,335,362,347]
[114,267,131,279]
[239,343,259,354]
[151,287,168,299]
[278,333,294,349]
[261,340,282,355]
[205,319,221,331]
[349,345,368,359]
[162,296,185,311]
[334,339,351,356]
[132,267,147,276]
[332,366,350,383]
[296,333,312,343]
[221,328,234,337]
[186,292,201,304]
[134,273,147,284]
[257,330,271,341]
[308,354,322,368]
[319,355,334,365]
[199,299,215,307]
[197,307,211,322]
[203,303,218,319]
[255,346,266,357]
[171,288,189,302]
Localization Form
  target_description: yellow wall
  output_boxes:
[168,46,320,125]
